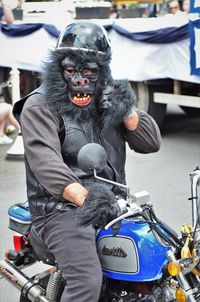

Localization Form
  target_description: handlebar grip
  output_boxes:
[104,207,142,230]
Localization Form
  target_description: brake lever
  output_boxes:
[104,206,142,230]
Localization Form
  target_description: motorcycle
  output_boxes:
[0,143,200,302]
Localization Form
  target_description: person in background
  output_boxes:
[182,0,190,14]
[0,103,20,144]
[14,21,161,302]
[0,0,14,24]
[110,3,120,19]
[0,0,14,104]
[168,0,181,14]
[146,3,157,17]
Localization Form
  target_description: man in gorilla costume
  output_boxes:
[14,21,161,302]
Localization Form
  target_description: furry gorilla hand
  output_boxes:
[75,183,123,228]
[97,79,136,128]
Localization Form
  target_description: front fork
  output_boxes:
[164,168,200,301]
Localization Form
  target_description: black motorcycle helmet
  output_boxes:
[56,20,111,56]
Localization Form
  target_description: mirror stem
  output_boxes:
[93,169,129,195]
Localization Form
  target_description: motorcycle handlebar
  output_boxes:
[104,206,142,230]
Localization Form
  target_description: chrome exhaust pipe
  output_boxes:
[0,259,49,302]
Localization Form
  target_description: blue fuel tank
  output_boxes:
[96,218,170,282]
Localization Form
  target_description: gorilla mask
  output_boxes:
[62,57,100,107]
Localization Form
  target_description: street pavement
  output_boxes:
[0,104,200,301]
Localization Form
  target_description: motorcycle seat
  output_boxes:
[30,224,56,266]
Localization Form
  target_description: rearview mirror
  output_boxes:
[77,143,107,174]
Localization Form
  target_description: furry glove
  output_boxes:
[75,183,123,229]
[98,79,136,128]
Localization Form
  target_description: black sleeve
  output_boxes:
[21,98,79,199]
[125,110,161,153]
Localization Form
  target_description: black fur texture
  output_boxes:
[43,48,136,128]
[76,183,122,228]
[97,79,136,128]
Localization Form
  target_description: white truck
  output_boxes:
[133,76,200,126]
[111,0,200,126]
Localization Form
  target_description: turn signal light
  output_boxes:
[168,262,181,276]
[5,249,18,261]
[175,289,187,302]
[5,250,10,259]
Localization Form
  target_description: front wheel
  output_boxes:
[180,106,200,117]
[0,67,40,104]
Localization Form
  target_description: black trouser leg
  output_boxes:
[34,209,102,302]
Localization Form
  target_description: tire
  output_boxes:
[19,70,40,97]
[0,67,12,104]
[180,106,200,117]
[132,81,167,128]
[179,81,200,116]
[0,67,40,104]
